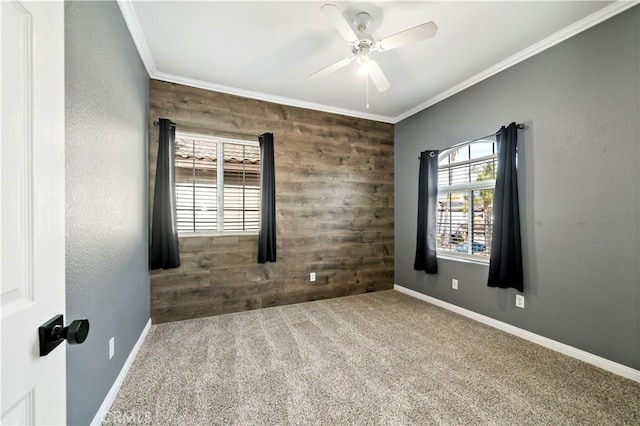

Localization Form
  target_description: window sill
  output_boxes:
[178,231,258,238]
[437,253,490,266]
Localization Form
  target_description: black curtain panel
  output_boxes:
[258,132,277,263]
[150,118,180,270]
[414,150,439,274]
[488,122,523,291]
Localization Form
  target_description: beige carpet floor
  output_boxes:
[103,290,639,425]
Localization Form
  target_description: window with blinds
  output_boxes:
[175,132,260,234]
[437,138,496,261]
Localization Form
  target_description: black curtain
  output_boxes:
[258,132,276,263]
[414,150,439,274]
[150,118,180,270]
[488,122,523,291]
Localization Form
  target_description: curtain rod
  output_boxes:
[418,123,525,159]
[152,120,259,140]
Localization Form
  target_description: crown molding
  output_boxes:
[393,0,640,123]
[117,0,157,76]
[152,71,395,123]
[118,0,638,125]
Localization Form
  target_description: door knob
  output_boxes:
[39,315,90,356]
[53,319,89,345]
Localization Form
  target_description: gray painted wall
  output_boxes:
[65,1,150,424]
[395,7,639,369]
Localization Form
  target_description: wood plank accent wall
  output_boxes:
[149,80,394,323]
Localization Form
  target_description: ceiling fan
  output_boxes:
[309,4,438,92]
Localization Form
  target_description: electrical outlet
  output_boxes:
[515,294,525,309]
[452,279,458,290]
[310,272,316,282]
[109,337,115,360]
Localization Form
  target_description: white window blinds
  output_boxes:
[174,133,260,234]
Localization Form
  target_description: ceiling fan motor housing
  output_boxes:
[352,10,375,61]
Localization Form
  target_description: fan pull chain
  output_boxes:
[366,74,370,109]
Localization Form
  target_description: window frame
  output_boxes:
[175,131,260,237]
[437,139,497,264]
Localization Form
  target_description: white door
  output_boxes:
[1,1,66,425]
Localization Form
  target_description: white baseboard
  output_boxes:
[394,284,640,383]
[90,318,152,425]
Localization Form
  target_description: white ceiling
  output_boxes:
[118,1,634,123]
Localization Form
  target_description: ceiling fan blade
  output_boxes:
[321,4,359,44]
[308,57,354,80]
[377,21,438,52]
[368,60,390,92]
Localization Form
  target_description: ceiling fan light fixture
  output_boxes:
[356,47,371,76]
[355,48,369,65]
[358,61,370,76]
